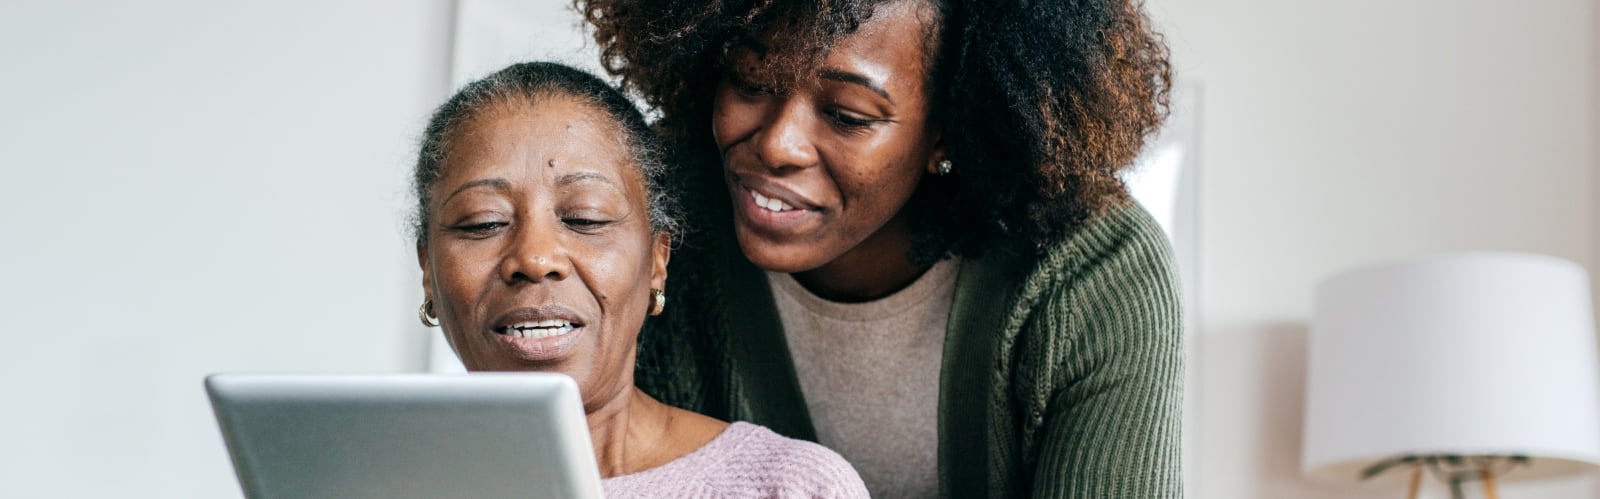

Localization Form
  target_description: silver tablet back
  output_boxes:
[206,373,602,499]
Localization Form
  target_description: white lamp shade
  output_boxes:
[1303,252,1600,484]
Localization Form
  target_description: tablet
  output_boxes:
[205,373,603,499]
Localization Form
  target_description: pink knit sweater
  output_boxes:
[602,422,869,498]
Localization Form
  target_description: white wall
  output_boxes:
[3,1,1595,498]
[0,2,451,497]
[1145,0,1600,497]
[1594,1,1600,492]
[1593,0,1600,487]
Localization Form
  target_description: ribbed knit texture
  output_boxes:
[601,422,870,498]
[635,157,1184,498]
[1007,202,1185,498]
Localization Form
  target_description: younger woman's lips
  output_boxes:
[732,183,817,235]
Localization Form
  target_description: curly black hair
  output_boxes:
[411,61,682,245]
[579,0,1170,261]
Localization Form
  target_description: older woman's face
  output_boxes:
[711,0,939,273]
[418,97,668,410]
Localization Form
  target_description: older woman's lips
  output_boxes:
[497,319,576,339]
[490,307,586,362]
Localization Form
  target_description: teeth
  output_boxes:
[750,189,795,212]
[500,320,577,339]
[521,325,574,339]
[508,319,572,329]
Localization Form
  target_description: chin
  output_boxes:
[734,229,824,273]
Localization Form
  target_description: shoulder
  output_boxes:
[1005,201,1184,374]
[986,201,1179,317]
[1044,200,1177,285]
[1025,201,1180,316]
[712,422,871,499]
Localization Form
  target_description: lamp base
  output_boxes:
[1364,455,1526,499]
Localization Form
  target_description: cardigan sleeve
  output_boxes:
[1026,206,1185,498]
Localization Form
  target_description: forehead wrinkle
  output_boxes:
[515,99,650,206]
[521,96,633,158]
[537,98,652,193]
[438,94,649,214]
[541,107,641,193]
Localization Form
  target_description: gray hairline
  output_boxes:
[411,90,682,247]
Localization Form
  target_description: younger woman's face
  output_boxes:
[418,97,669,412]
[711,0,940,273]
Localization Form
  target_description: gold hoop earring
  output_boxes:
[419,300,439,328]
[649,289,666,316]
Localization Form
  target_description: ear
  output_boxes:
[923,134,947,175]
[649,231,671,292]
[416,240,433,305]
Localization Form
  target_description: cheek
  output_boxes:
[830,146,924,211]
[581,237,658,312]
[711,87,755,149]
[430,243,499,312]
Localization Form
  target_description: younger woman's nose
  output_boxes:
[751,101,820,170]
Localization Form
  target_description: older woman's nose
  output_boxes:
[751,101,819,170]
[498,225,571,284]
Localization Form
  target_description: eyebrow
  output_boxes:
[441,178,511,206]
[555,171,615,188]
[439,171,618,206]
[819,69,892,103]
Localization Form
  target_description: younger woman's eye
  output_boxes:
[825,109,877,130]
[728,72,774,97]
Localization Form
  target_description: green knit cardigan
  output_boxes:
[636,193,1185,498]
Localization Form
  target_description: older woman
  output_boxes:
[582,0,1184,497]
[412,61,868,498]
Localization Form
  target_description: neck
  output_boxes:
[793,207,929,302]
[584,386,670,478]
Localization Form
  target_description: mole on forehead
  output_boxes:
[539,118,622,171]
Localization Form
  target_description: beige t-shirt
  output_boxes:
[767,258,961,499]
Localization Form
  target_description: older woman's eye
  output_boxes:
[450,221,508,236]
[562,217,612,231]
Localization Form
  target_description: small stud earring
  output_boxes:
[419,300,439,328]
[936,159,953,176]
